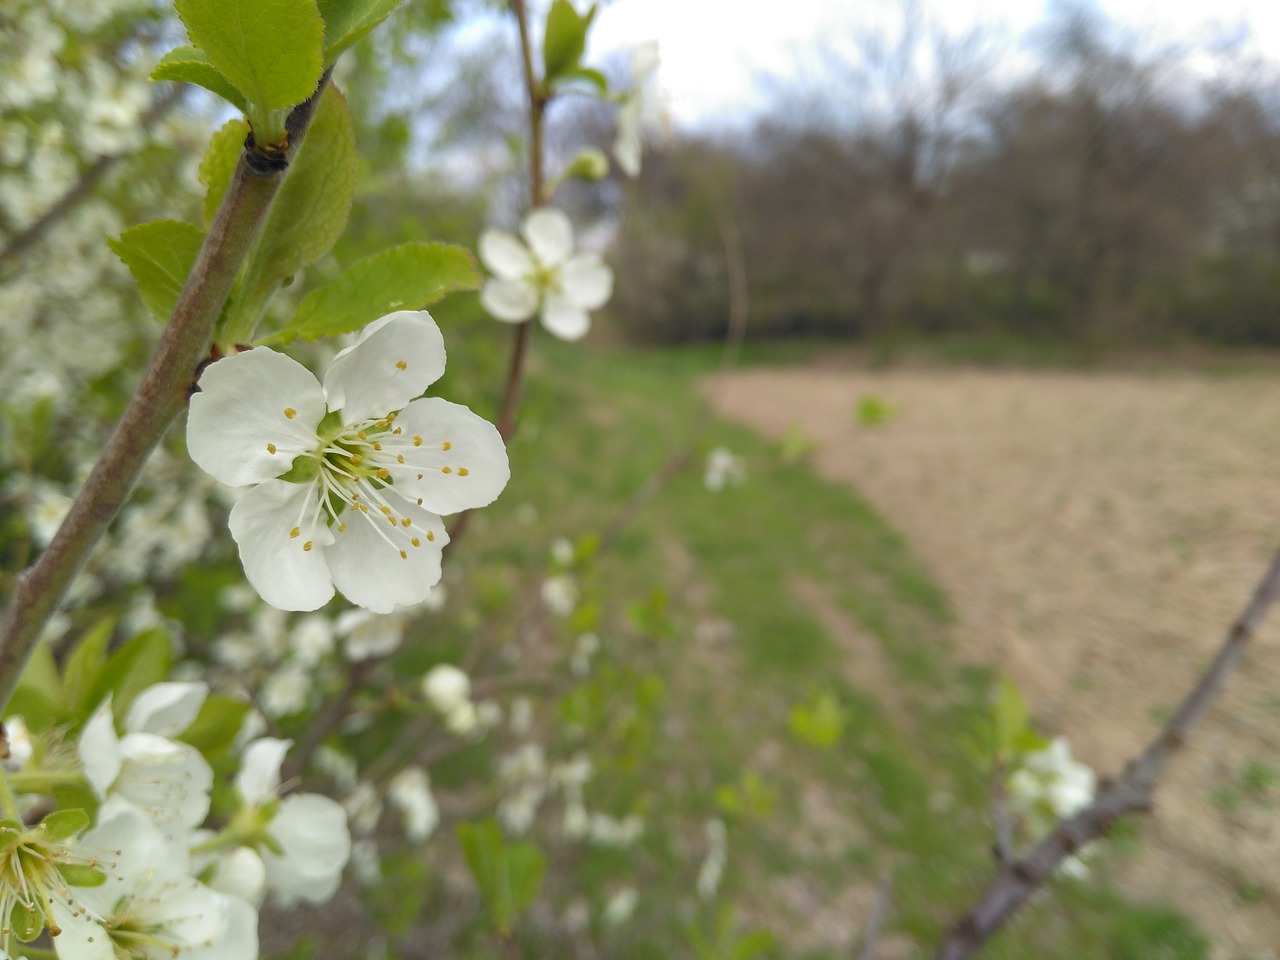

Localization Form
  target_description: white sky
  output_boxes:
[588,0,1280,125]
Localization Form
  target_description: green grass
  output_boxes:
[375,335,1210,959]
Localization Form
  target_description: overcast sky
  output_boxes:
[588,0,1280,125]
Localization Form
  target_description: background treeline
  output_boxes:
[607,6,1280,347]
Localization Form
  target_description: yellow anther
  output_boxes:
[290,527,301,539]
[338,523,347,532]
[396,454,405,464]
[458,467,470,476]
[416,497,423,505]
[399,549,408,559]
[358,430,367,440]
[388,517,397,526]
[427,531,436,541]
[441,466,452,474]
[411,537,420,547]
[377,468,390,479]
[442,440,452,451]
[380,505,392,515]
[303,541,313,552]
[388,412,397,421]
[284,407,297,419]
[416,472,424,480]
[267,443,277,454]
[395,360,407,371]
[393,427,402,435]
[401,517,411,527]
[351,453,363,464]
[413,436,423,446]
[373,442,382,451]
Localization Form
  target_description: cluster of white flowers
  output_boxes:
[1007,737,1097,877]
[704,446,747,492]
[0,682,351,958]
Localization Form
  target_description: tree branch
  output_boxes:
[0,75,333,712]
[933,543,1280,960]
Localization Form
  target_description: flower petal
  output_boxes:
[522,207,574,266]
[228,480,336,612]
[613,95,643,177]
[481,278,538,322]
[389,398,510,515]
[262,793,351,904]
[541,293,591,341]
[187,347,326,487]
[560,254,613,310]
[325,491,448,614]
[125,681,208,737]
[236,737,292,806]
[323,311,447,423]
[78,697,122,797]
[478,228,533,279]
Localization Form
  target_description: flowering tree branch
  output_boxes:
[0,87,184,269]
[933,542,1280,960]
[0,74,333,712]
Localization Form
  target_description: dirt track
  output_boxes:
[711,364,1280,958]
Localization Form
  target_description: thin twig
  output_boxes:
[933,543,1280,960]
[0,88,184,268]
[0,75,333,712]
[858,873,895,960]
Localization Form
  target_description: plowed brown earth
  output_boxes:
[711,364,1280,958]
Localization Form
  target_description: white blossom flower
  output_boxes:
[1008,737,1096,821]
[187,311,509,613]
[421,664,471,715]
[336,608,406,661]
[78,687,213,837]
[613,41,661,177]
[259,660,312,718]
[696,817,727,900]
[3,716,33,771]
[541,574,578,617]
[235,738,351,905]
[51,801,257,960]
[602,887,639,926]
[387,767,440,842]
[289,614,334,665]
[704,446,746,492]
[478,208,613,341]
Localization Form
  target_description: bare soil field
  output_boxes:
[711,364,1280,958]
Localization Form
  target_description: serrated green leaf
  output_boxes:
[90,628,173,722]
[150,45,249,114]
[174,0,325,111]
[62,620,114,719]
[40,809,90,842]
[179,695,251,755]
[108,221,206,322]
[542,0,589,83]
[315,0,402,63]
[58,863,107,887]
[199,118,249,227]
[265,242,479,344]
[224,83,355,342]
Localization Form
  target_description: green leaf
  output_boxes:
[199,118,250,227]
[150,45,249,114]
[265,242,479,344]
[315,0,402,63]
[58,863,107,887]
[108,220,206,322]
[225,83,355,342]
[10,641,62,732]
[90,628,173,722]
[179,695,251,755]
[40,809,90,842]
[554,66,608,93]
[173,0,325,111]
[457,820,545,936]
[62,620,114,719]
[542,1,591,84]
[993,675,1030,763]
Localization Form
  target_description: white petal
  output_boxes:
[388,398,510,515]
[480,278,538,322]
[208,847,267,908]
[478,228,533,279]
[236,737,291,806]
[263,793,351,904]
[631,40,660,80]
[613,96,643,177]
[560,254,613,310]
[78,697,122,797]
[522,207,574,266]
[228,480,336,612]
[184,890,259,960]
[325,492,448,614]
[541,294,591,341]
[116,733,214,831]
[187,347,326,486]
[323,311,447,423]
[125,681,208,737]
[50,896,113,960]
